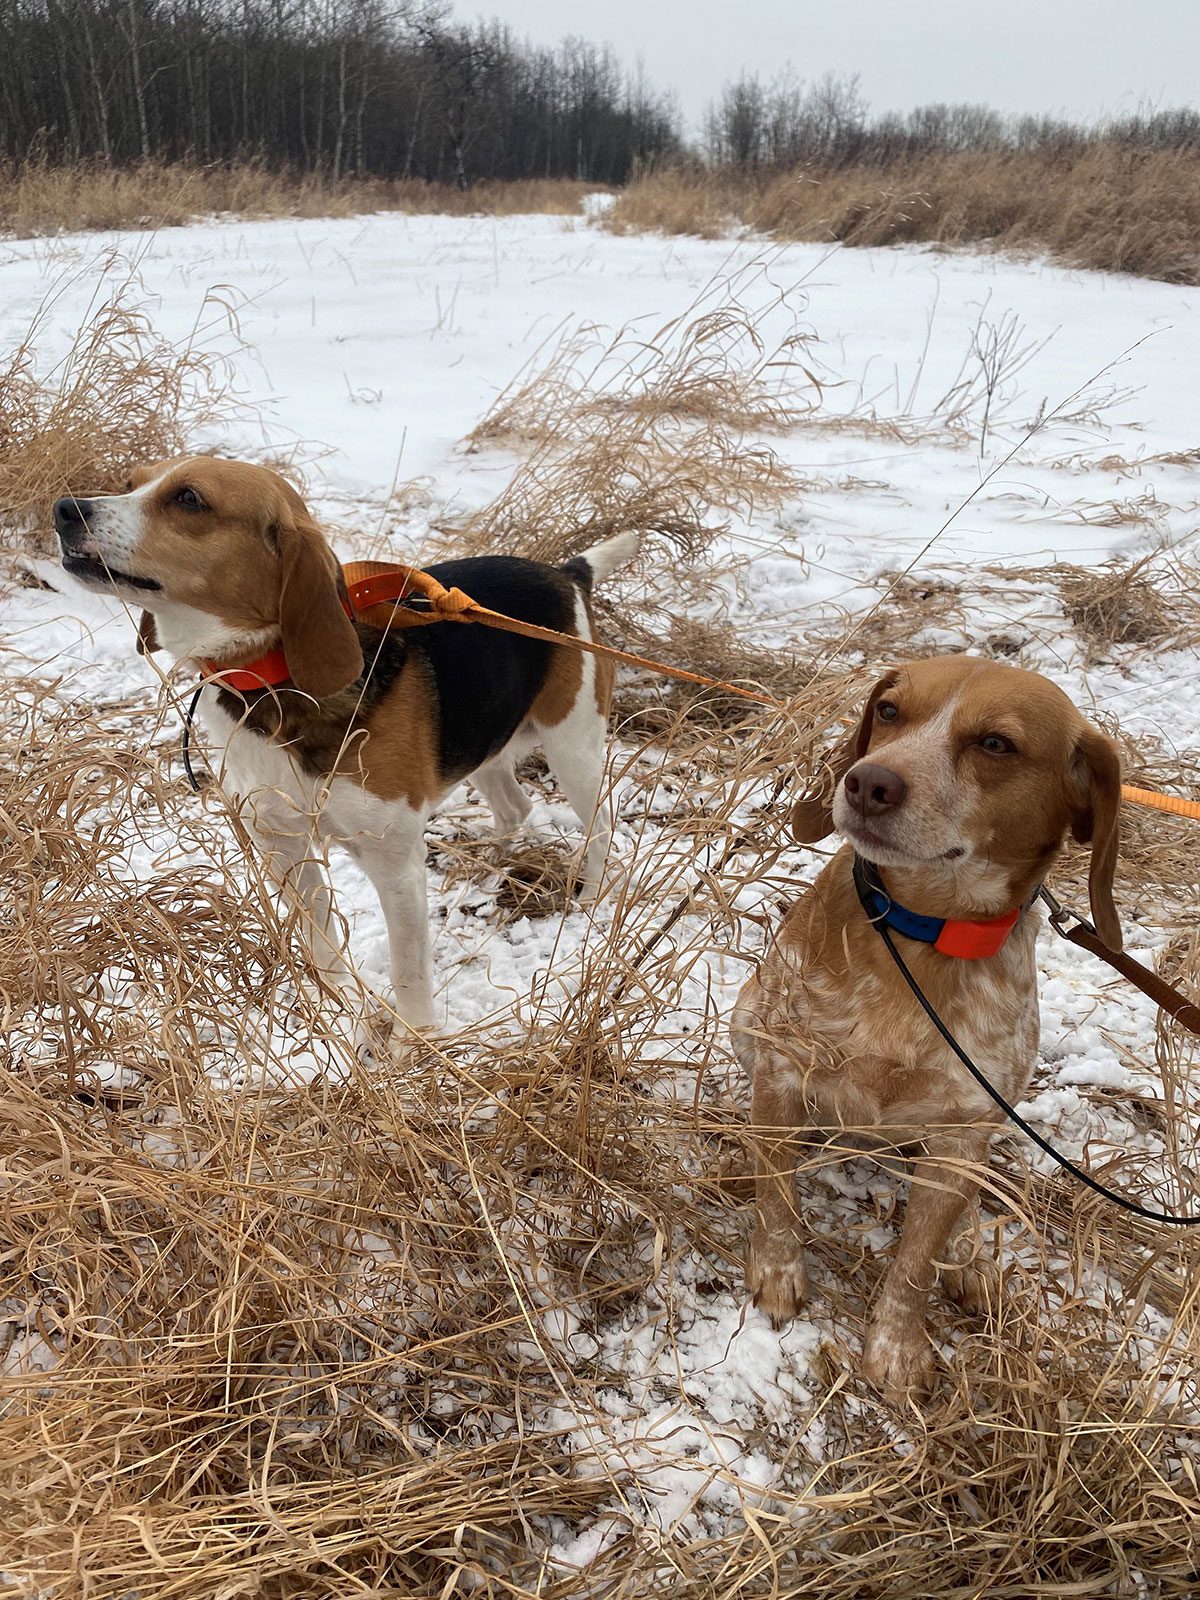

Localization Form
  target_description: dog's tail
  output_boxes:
[562,531,641,593]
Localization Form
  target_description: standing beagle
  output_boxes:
[55,457,639,1033]
[731,655,1123,1398]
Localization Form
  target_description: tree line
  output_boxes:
[2,2,1197,189]
[0,0,681,183]
[702,71,1200,168]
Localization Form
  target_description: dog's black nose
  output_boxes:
[53,496,95,542]
[844,762,908,817]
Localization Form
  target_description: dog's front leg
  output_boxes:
[355,837,436,1032]
[745,1064,812,1325]
[244,816,364,1008]
[862,1127,993,1400]
[732,983,812,1325]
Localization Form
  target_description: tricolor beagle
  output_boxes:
[55,457,639,1034]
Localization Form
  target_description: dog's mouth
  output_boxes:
[842,819,965,866]
[60,553,162,593]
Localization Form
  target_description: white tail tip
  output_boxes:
[576,530,641,586]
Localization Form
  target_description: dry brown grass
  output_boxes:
[605,147,1200,284]
[602,169,735,242]
[4,272,1200,1598]
[453,282,819,570]
[4,651,1200,1598]
[0,274,234,554]
[1011,554,1200,665]
[0,159,599,238]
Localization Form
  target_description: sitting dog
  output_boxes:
[731,655,1122,1398]
[54,457,638,1032]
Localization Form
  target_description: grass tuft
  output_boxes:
[0,274,232,553]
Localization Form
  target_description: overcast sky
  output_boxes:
[471,0,1200,131]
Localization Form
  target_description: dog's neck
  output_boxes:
[150,600,279,672]
[864,852,1046,922]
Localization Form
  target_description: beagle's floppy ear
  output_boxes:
[275,504,363,700]
[1069,723,1123,951]
[790,673,896,844]
[136,610,160,656]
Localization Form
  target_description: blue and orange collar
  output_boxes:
[852,854,1029,960]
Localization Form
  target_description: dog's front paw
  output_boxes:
[391,988,439,1034]
[943,1252,1000,1317]
[746,1226,809,1327]
[862,1308,935,1401]
[350,1004,391,1068]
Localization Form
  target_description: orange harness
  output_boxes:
[198,557,1200,826]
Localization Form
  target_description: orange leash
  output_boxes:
[343,560,1200,824]
[1119,784,1200,822]
[341,560,780,709]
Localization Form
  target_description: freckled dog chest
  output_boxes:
[778,944,1039,1126]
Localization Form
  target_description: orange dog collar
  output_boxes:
[199,562,427,691]
[854,854,1027,961]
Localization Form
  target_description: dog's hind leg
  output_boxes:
[535,702,612,902]
[473,753,533,838]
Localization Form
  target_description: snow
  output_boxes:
[3,210,1199,1563]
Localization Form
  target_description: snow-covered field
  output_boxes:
[3,209,1199,1592]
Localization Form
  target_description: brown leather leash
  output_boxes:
[1038,887,1200,1035]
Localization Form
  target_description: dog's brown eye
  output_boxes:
[876,701,899,722]
[174,486,206,511]
[980,733,1016,755]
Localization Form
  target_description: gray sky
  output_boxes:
[471,0,1200,131]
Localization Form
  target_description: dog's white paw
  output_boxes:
[746,1226,809,1327]
[391,989,439,1034]
[862,1309,935,1401]
[350,1009,388,1068]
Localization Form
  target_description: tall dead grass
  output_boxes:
[453,274,820,572]
[0,159,600,238]
[605,147,1200,284]
[4,652,1200,1597]
[0,272,232,554]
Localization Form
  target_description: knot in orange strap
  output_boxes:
[341,561,477,627]
[407,572,475,617]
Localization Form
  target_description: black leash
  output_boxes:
[852,855,1200,1226]
[181,683,204,794]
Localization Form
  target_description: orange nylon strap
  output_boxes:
[342,561,477,629]
[340,559,781,708]
[202,646,291,691]
[1119,783,1200,822]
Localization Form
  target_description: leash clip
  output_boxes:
[1036,884,1098,940]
